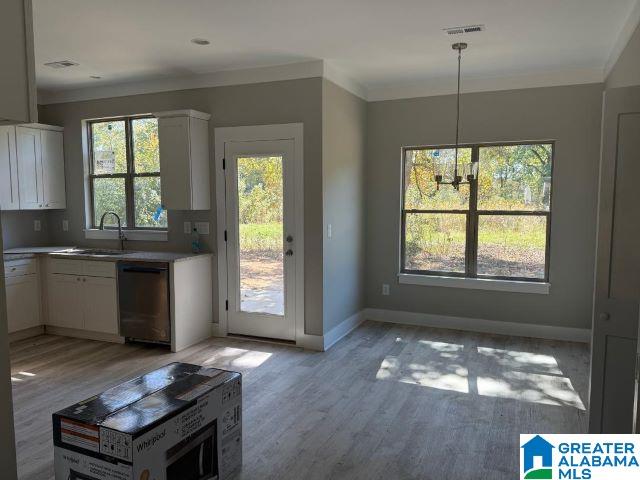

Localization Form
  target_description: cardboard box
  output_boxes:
[52,362,242,480]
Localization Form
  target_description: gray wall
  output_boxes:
[606,21,640,89]
[38,78,325,335]
[1,210,52,249]
[366,84,603,330]
[321,80,367,333]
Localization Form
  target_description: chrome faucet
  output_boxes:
[99,211,127,250]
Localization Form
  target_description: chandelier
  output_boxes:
[434,42,479,190]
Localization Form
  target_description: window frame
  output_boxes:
[87,115,166,231]
[400,140,554,283]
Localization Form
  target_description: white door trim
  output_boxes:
[214,123,304,343]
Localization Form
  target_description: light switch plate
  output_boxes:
[382,284,390,295]
[62,220,69,232]
[194,222,210,235]
[327,224,332,239]
[34,220,41,232]
[184,221,192,234]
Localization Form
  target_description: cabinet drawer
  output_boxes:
[49,258,84,275]
[83,261,116,278]
[48,259,116,278]
[4,259,37,277]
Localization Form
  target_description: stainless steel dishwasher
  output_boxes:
[118,261,171,345]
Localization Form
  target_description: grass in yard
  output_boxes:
[240,223,282,252]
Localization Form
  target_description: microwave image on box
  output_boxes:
[166,420,218,480]
[68,470,100,480]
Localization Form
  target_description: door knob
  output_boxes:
[286,235,293,243]
[285,249,294,257]
[598,312,610,322]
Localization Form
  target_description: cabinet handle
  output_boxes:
[76,277,81,282]
[82,278,86,282]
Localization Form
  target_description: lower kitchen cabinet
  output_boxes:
[83,276,118,335]
[48,274,84,330]
[5,274,40,333]
[47,273,118,335]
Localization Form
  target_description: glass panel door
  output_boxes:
[237,156,284,315]
[224,139,296,341]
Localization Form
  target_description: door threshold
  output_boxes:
[227,333,296,347]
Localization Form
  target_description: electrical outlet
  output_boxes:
[34,219,41,232]
[327,224,332,239]
[194,222,210,235]
[184,221,192,234]
[382,284,390,295]
[62,219,69,231]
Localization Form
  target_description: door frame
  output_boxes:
[214,123,304,342]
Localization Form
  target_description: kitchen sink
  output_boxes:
[70,249,129,257]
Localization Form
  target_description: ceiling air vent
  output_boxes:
[444,25,485,36]
[44,60,79,69]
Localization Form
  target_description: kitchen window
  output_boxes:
[87,116,167,230]
[401,142,553,283]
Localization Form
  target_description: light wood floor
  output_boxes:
[10,321,589,480]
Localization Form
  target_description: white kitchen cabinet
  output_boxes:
[48,274,84,330]
[0,0,37,125]
[5,271,40,334]
[0,126,20,210]
[156,110,211,210]
[83,276,119,335]
[16,125,41,209]
[47,260,118,335]
[16,124,66,209]
[40,128,66,208]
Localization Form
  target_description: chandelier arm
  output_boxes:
[454,45,462,178]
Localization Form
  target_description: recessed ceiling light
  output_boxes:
[90,75,102,80]
[191,38,210,46]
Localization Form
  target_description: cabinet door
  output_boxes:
[5,274,40,333]
[40,129,66,209]
[47,274,84,329]
[0,126,19,210]
[83,276,119,335]
[158,116,191,209]
[16,126,43,209]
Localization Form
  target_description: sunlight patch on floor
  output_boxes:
[376,340,469,393]
[477,347,563,375]
[477,371,586,410]
[203,347,272,369]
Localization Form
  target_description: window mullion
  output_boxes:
[124,118,136,228]
[465,146,479,278]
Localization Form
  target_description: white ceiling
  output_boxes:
[34,0,640,101]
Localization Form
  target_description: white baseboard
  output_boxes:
[44,325,125,344]
[211,323,224,338]
[323,310,366,351]
[296,333,324,351]
[8,325,45,343]
[364,308,591,343]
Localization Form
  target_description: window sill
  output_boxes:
[398,273,550,294]
[84,229,168,242]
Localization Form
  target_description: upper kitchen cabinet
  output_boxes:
[16,124,67,210]
[0,126,20,210]
[155,110,211,210]
[0,0,37,124]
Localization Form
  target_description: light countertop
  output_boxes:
[4,247,212,264]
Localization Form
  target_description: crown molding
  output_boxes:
[38,60,326,105]
[322,62,367,100]
[604,0,640,78]
[38,59,607,106]
[365,67,605,102]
